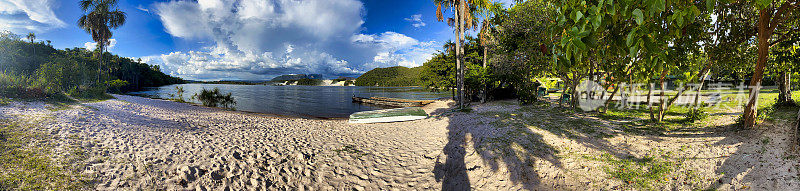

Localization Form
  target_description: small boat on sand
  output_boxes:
[349,107,428,123]
[351,96,435,107]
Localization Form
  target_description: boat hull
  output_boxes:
[349,107,428,123]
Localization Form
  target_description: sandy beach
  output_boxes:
[2,94,799,190]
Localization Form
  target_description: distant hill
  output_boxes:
[355,66,423,86]
[270,74,323,82]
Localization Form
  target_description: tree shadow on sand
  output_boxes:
[432,101,645,190]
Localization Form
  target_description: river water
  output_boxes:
[128,84,450,118]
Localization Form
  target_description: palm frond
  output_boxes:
[107,11,127,29]
[79,0,92,11]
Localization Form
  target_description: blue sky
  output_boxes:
[1,0,513,80]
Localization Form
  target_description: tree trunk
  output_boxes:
[693,63,712,108]
[482,47,488,103]
[662,85,689,121]
[453,5,464,108]
[656,70,668,122]
[601,83,620,113]
[98,45,104,85]
[778,71,793,104]
[743,9,772,128]
[648,82,655,120]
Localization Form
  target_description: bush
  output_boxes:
[684,108,708,123]
[517,81,539,105]
[192,88,236,109]
[104,80,129,93]
[735,103,778,126]
[68,85,112,101]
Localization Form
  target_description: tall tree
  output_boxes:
[770,31,800,105]
[77,0,126,84]
[26,32,35,56]
[435,0,491,108]
[26,32,35,43]
[478,2,504,103]
[737,0,799,127]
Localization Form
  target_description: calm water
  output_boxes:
[128,84,450,118]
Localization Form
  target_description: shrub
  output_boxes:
[68,85,112,101]
[193,88,236,109]
[684,108,708,123]
[517,81,539,105]
[104,80,129,93]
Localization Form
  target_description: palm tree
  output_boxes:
[477,2,503,103]
[26,32,35,43]
[78,0,126,84]
[434,0,491,108]
[26,32,35,56]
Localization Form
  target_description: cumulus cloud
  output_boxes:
[404,14,426,28]
[148,0,437,80]
[353,32,438,68]
[0,0,66,33]
[84,39,117,51]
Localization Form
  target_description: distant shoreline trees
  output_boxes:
[0,31,183,99]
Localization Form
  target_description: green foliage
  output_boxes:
[420,52,455,91]
[68,85,113,101]
[104,79,128,93]
[602,152,675,190]
[0,31,182,99]
[355,66,423,86]
[193,88,236,109]
[684,108,708,123]
[296,78,322,86]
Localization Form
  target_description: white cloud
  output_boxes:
[404,14,426,28]
[354,32,438,68]
[149,0,437,80]
[136,5,150,13]
[84,39,117,51]
[0,0,66,33]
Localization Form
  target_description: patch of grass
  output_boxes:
[0,97,10,106]
[0,119,90,190]
[684,108,709,123]
[601,152,676,190]
[480,105,611,139]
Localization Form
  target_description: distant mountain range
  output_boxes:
[270,74,323,82]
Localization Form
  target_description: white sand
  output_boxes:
[1,95,798,190]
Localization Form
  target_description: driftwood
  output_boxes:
[352,96,433,107]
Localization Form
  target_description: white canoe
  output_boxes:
[348,107,428,124]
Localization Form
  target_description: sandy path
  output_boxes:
[2,95,799,190]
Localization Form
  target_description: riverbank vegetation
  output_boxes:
[0,31,183,101]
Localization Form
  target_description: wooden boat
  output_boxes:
[349,107,428,123]
[351,96,434,107]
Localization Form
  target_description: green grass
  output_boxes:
[0,97,10,106]
[593,89,800,131]
[600,152,676,190]
[0,119,90,190]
